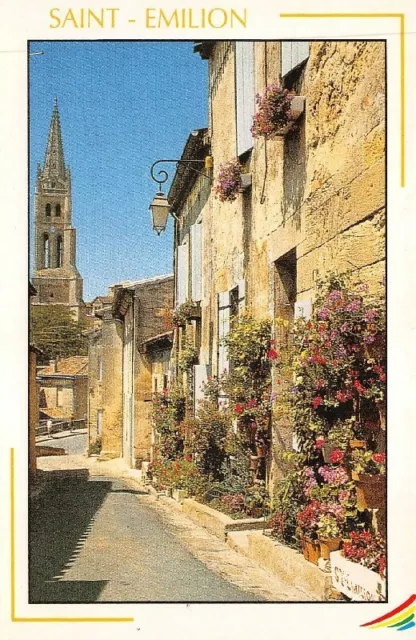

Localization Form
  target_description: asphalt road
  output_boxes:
[38,432,88,455]
[29,475,264,603]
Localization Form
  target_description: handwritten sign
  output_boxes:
[330,551,386,601]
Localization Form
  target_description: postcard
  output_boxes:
[0,0,415,638]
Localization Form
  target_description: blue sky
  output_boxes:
[29,41,208,300]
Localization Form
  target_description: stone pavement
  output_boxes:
[33,454,313,602]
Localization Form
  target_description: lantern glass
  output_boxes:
[149,192,170,235]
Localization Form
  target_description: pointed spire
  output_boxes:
[43,98,66,180]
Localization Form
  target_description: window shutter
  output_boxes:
[176,243,188,305]
[194,364,211,414]
[236,41,255,156]
[238,279,246,313]
[281,42,310,77]
[191,222,202,302]
[218,291,231,375]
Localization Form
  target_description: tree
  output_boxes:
[30,305,88,364]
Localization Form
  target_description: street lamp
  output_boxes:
[149,157,212,235]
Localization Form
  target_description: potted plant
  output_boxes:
[296,500,321,565]
[251,84,304,139]
[350,450,386,510]
[172,300,200,326]
[215,159,242,202]
[317,514,343,560]
[341,530,386,579]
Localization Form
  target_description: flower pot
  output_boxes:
[256,445,267,457]
[353,474,386,510]
[318,536,342,560]
[322,442,337,463]
[250,455,261,471]
[349,440,367,449]
[302,538,320,565]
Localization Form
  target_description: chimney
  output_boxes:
[49,359,56,373]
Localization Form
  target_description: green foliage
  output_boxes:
[88,437,102,456]
[178,337,199,371]
[31,305,88,364]
[151,383,186,460]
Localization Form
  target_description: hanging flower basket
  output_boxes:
[353,473,386,510]
[251,85,305,139]
[215,159,242,202]
[301,538,321,565]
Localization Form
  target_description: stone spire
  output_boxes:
[43,98,66,180]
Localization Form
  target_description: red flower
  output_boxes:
[312,396,323,410]
[380,373,386,382]
[267,348,279,360]
[329,449,344,464]
[315,379,326,389]
[372,452,386,464]
[353,379,367,395]
[336,390,352,403]
[315,438,325,450]
[235,403,244,414]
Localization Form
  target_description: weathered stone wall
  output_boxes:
[200,40,385,484]
[100,311,123,458]
[87,330,103,444]
[29,348,38,479]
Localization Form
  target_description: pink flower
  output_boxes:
[315,438,325,450]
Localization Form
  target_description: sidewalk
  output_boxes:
[36,428,88,444]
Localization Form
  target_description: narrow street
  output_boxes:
[30,458,311,603]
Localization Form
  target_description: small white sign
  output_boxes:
[330,551,386,601]
[294,298,312,320]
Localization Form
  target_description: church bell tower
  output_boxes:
[32,99,84,319]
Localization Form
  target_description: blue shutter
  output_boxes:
[281,42,310,77]
[236,41,255,156]
[191,222,202,302]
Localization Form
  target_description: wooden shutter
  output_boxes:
[236,41,255,156]
[218,291,231,375]
[176,243,188,305]
[281,42,310,77]
[191,222,202,302]
[194,364,211,414]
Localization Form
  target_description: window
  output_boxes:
[55,203,61,217]
[274,249,297,345]
[43,233,50,268]
[281,42,310,78]
[163,374,168,391]
[235,41,255,156]
[190,222,202,302]
[217,280,245,375]
[56,235,63,267]
[45,203,51,217]
[176,242,188,306]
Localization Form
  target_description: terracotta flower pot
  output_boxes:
[250,455,261,471]
[301,538,320,565]
[318,536,342,560]
[353,473,386,510]
[349,440,367,449]
[256,445,267,457]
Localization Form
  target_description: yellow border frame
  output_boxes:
[10,449,134,623]
[280,13,406,187]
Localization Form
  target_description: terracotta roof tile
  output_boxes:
[39,356,88,377]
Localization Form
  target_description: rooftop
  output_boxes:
[38,355,88,377]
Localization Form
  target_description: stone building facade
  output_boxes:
[87,275,174,466]
[32,99,84,320]
[37,356,89,422]
[169,41,385,486]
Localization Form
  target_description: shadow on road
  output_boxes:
[29,476,111,603]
